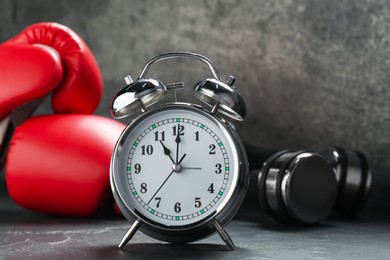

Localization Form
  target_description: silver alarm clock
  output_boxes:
[110,52,249,250]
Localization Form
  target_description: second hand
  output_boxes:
[147,170,174,205]
[146,153,187,205]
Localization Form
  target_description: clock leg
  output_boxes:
[118,219,141,249]
[213,220,235,250]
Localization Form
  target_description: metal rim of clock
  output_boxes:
[110,103,249,245]
[110,52,247,121]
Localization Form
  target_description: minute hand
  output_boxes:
[175,124,181,164]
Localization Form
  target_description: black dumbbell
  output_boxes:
[245,145,372,224]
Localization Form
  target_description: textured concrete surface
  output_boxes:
[1,0,390,209]
[1,187,390,260]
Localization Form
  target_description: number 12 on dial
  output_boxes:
[111,104,248,249]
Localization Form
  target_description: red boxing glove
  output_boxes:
[0,43,62,120]
[1,23,124,217]
[0,22,102,118]
[6,115,125,217]
[0,22,103,167]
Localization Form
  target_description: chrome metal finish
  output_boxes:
[210,102,220,115]
[226,75,235,86]
[264,152,292,222]
[137,100,147,113]
[139,52,221,80]
[111,52,223,119]
[118,219,141,249]
[193,78,246,121]
[172,163,181,172]
[111,53,249,247]
[124,75,133,85]
[110,78,167,119]
[166,82,185,90]
[214,220,235,250]
[110,103,249,244]
[256,151,290,220]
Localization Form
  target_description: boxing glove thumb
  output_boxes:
[0,43,63,120]
[6,114,125,217]
[1,22,102,117]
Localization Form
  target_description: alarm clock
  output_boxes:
[110,52,249,250]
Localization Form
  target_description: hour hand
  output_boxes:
[159,141,175,164]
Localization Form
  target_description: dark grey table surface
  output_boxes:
[1,183,390,260]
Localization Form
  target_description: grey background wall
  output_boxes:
[1,0,389,209]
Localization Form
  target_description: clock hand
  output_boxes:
[147,170,175,205]
[182,167,202,170]
[175,124,181,164]
[178,153,186,164]
[146,153,188,206]
[159,140,175,164]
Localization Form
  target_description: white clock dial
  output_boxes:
[110,52,248,248]
[116,105,239,227]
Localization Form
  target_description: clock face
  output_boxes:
[113,105,239,227]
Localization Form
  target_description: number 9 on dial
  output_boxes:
[110,52,248,250]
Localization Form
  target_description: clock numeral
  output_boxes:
[174,202,181,213]
[208,183,215,193]
[141,145,153,155]
[154,131,165,141]
[209,144,216,154]
[215,163,222,174]
[172,124,185,136]
[195,197,202,208]
[195,131,199,141]
[140,183,147,193]
[134,163,141,174]
[155,197,161,208]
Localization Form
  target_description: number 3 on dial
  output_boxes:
[111,104,248,249]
